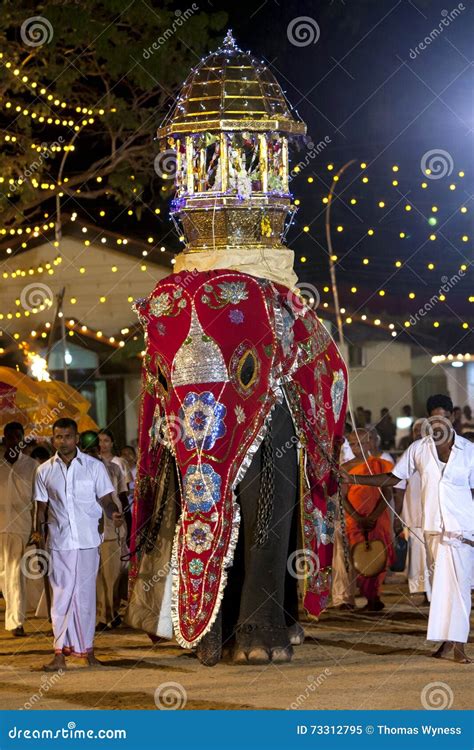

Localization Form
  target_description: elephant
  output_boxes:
[125,268,347,665]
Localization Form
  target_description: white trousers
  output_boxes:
[425,533,473,643]
[96,539,122,625]
[331,523,356,606]
[407,528,431,595]
[49,547,99,656]
[0,533,26,630]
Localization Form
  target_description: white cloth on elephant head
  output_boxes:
[174,246,298,290]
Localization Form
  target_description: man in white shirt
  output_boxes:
[0,422,37,636]
[342,394,474,663]
[32,418,122,672]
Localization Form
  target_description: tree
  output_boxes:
[0,0,227,234]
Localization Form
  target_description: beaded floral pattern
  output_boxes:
[179,391,227,451]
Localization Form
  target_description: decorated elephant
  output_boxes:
[125,32,348,666]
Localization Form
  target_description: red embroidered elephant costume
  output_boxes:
[126,31,348,653]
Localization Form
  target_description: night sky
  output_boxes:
[200,0,473,352]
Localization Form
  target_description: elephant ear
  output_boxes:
[280,296,348,619]
[135,270,283,648]
[128,323,167,588]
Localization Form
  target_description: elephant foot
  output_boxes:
[269,645,293,663]
[288,622,305,646]
[232,623,293,666]
[232,645,293,665]
[196,610,222,667]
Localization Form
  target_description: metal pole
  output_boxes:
[325,159,356,346]
[60,311,68,385]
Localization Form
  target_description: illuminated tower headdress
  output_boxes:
[157,30,307,288]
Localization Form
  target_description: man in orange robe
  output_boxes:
[342,429,394,611]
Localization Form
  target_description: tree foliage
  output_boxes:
[0,0,227,229]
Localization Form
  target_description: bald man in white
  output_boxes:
[342,395,474,664]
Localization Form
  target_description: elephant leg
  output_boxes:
[285,508,305,646]
[233,399,298,665]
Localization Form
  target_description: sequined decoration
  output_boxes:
[183,464,221,513]
[312,496,337,545]
[179,391,227,451]
[171,303,229,387]
[186,520,215,553]
[331,369,346,423]
[201,280,249,309]
[229,341,261,399]
[149,287,187,318]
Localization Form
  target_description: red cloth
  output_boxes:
[130,270,347,646]
[346,457,395,599]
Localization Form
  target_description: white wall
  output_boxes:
[346,341,414,421]
[444,362,474,409]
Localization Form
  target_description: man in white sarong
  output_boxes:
[342,394,474,663]
[0,422,37,636]
[32,418,122,672]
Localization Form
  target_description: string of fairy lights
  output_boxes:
[0,36,471,358]
[0,184,471,358]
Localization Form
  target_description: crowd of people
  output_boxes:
[0,392,473,670]
[0,418,137,671]
[351,402,474,450]
[336,394,474,664]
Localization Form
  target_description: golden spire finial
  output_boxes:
[221,29,238,50]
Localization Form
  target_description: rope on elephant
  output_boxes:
[254,426,275,547]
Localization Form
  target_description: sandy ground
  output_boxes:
[0,575,472,711]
